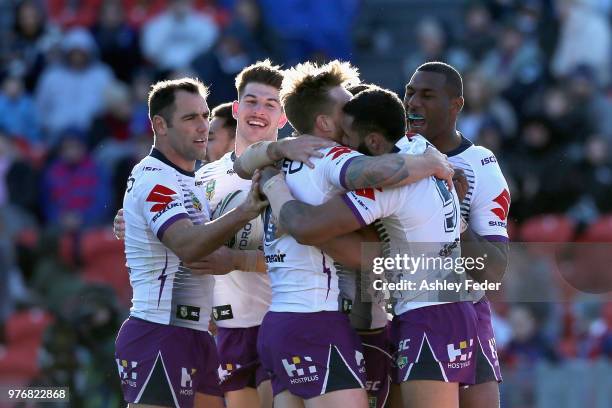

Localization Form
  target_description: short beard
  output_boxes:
[357,141,374,156]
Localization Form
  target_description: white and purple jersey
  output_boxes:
[123,149,214,331]
[446,135,510,301]
[264,145,363,313]
[342,136,463,315]
[197,151,272,328]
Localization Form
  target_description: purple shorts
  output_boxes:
[359,327,392,408]
[216,325,270,392]
[257,311,366,399]
[471,298,503,384]
[115,317,222,407]
[390,302,478,385]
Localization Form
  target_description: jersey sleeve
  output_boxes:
[469,149,511,242]
[341,186,402,226]
[318,145,364,190]
[134,169,190,240]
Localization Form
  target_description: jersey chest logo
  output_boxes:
[146,184,178,212]
[205,180,216,201]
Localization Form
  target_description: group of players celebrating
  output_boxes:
[112,58,510,408]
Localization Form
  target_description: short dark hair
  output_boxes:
[347,83,376,95]
[281,60,359,134]
[211,102,237,133]
[416,61,463,97]
[235,59,284,98]
[343,87,406,143]
[148,77,208,125]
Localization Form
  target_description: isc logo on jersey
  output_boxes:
[212,190,264,250]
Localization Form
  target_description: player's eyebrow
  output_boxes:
[244,93,280,103]
[180,110,210,120]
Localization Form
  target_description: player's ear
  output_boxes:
[232,101,240,119]
[315,114,332,133]
[277,111,288,129]
[452,96,464,114]
[152,115,167,135]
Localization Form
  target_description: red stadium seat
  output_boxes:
[0,343,40,382]
[81,227,124,264]
[578,215,612,242]
[5,309,53,347]
[519,214,576,242]
[82,255,131,306]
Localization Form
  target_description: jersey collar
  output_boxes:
[445,133,472,157]
[150,148,195,177]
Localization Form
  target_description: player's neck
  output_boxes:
[154,144,196,173]
[430,128,462,154]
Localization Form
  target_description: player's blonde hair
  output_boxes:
[280,60,360,134]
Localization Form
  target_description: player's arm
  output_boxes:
[459,230,508,283]
[161,179,268,263]
[318,226,381,270]
[234,136,335,179]
[184,247,267,275]
[342,146,454,190]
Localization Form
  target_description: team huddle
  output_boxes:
[113,59,510,408]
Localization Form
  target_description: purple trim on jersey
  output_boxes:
[156,213,189,240]
[483,235,509,243]
[340,194,367,227]
[157,252,168,307]
[339,156,358,190]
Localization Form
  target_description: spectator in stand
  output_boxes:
[552,0,611,86]
[461,1,498,60]
[141,0,219,70]
[35,27,114,145]
[458,71,517,141]
[41,130,111,230]
[502,305,560,367]
[0,75,41,144]
[402,17,471,84]
[192,31,253,107]
[565,65,612,137]
[478,19,544,106]
[5,0,62,91]
[91,0,142,83]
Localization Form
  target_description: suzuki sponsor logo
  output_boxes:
[491,189,510,221]
[146,184,178,212]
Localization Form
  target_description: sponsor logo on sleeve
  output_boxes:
[326,146,354,160]
[491,189,510,221]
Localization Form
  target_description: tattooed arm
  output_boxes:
[342,147,454,190]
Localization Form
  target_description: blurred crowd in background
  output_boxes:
[0,0,610,406]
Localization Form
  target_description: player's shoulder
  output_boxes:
[199,151,233,173]
[317,144,362,165]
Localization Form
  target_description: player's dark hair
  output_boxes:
[148,77,208,126]
[343,87,406,143]
[347,83,375,95]
[416,62,463,97]
[235,59,284,98]
[281,60,359,134]
[211,102,237,134]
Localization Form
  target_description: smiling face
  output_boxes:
[233,82,286,147]
[155,90,210,171]
[404,70,462,142]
